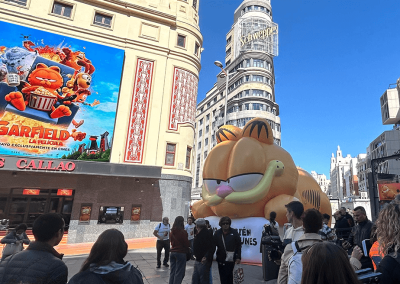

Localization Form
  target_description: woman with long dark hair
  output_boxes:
[169,216,190,284]
[68,229,143,284]
[301,242,361,284]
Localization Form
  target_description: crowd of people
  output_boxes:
[1,195,400,284]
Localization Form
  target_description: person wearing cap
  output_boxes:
[192,218,215,284]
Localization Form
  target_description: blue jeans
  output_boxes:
[189,239,194,257]
[192,261,211,284]
[169,252,186,284]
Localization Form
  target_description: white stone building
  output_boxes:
[310,171,330,194]
[193,0,281,189]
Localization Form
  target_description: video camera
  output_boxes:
[356,268,381,284]
[261,225,283,261]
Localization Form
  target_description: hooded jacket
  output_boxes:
[68,261,144,284]
[0,241,68,284]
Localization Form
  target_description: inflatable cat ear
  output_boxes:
[216,125,242,143]
[242,118,274,145]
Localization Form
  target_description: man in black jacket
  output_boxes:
[333,211,352,241]
[340,207,355,227]
[0,213,68,284]
[213,216,241,284]
[192,218,215,284]
[343,206,374,269]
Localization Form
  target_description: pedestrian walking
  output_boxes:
[375,203,400,284]
[301,242,361,284]
[169,216,190,284]
[213,216,241,284]
[0,213,68,284]
[192,218,214,284]
[68,229,143,284]
[185,217,196,260]
[1,223,30,261]
[153,217,170,268]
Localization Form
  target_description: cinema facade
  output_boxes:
[0,0,202,243]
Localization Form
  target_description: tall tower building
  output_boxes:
[193,0,280,190]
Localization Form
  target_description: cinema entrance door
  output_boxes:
[0,188,74,228]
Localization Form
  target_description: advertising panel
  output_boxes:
[378,183,400,201]
[0,21,124,162]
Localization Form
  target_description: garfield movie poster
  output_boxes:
[378,183,400,201]
[0,21,124,162]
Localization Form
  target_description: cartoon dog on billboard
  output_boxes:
[191,118,332,226]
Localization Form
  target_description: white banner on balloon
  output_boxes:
[205,216,270,264]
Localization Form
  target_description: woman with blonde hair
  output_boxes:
[376,203,400,283]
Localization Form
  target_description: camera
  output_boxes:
[355,268,381,283]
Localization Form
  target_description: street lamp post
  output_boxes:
[214,61,244,126]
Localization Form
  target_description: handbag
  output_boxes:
[234,265,244,284]
[186,247,192,261]
[222,234,235,262]
[2,242,23,258]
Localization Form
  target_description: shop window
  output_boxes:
[93,12,112,28]
[165,143,176,166]
[186,147,191,169]
[177,34,186,47]
[0,197,7,219]
[131,205,141,222]
[98,206,124,224]
[4,0,27,6]
[52,1,73,18]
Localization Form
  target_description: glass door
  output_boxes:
[9,197,28,226]
[26,197,47,228]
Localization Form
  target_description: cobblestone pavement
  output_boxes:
[64,248,277,284]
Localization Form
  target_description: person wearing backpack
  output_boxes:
[153,217,171,268]
[375,203,400,284]
[277,209,323,284]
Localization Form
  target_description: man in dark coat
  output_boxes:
[343,206,374,269]
[0,213,68,284]
[340,207,355,227]
[192,218,215,284]
[333,210,352,241]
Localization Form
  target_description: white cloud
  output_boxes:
[94,102,118,113]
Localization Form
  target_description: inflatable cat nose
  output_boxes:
[216,185,234,198]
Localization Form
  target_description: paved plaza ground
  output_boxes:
[63,248,276,284]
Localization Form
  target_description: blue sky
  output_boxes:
[198,0,400,177]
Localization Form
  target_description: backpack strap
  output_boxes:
[291,241,300,254]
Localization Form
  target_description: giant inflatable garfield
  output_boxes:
[192,118,331,263]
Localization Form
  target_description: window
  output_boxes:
[4,0,27,6]
[226,47,231,56]
[177,34,186,47]
[253,75,263,82]
[165,143,176,166]
[244,103,250,110]
[213,97,217,103]
[52,1,73,18]
[186,147,191,169]
[253,89,263,97]
[195,43,200,56]
[253,59,264,68]
[192,0,197,9]
[199,130,202,137]
[199,118,203,125]
[94,12,112,28]
[227,36,232,44]
[245,75,250,82]
[198,142,201,149]
[226,60,231,66]
[206,126,209,133]
[205,138,208,146]
[206,114,210,121]
[204,151,208,159]
[253,103,261,110]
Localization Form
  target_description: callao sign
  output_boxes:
[240,26,278,47]
[0,157,75,172]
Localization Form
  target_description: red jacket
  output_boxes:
[170,228,190,253]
